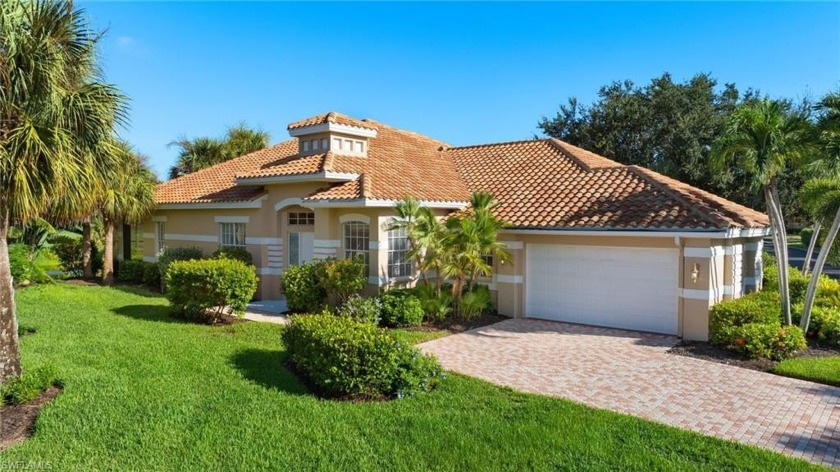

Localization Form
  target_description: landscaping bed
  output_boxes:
[0,386,62,452]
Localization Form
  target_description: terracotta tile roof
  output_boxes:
[286,111,374,131]
[156,111,769,231]
[155,140,299,204]
[448,138,769,230]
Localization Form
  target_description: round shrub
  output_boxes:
[317,256,367,306]
[379,291,424,327]
[809,305,840,347]
[709,291,781,345]
[212,247,253,265]
[165,258,258,323]
[282,314,442,399]
[117,259,146,283]
[142,262,162,287]
[339,295,381,325]
[51,235,102,277]
[281,262,326,313]
[800,227,814,248]
[762,263,808,304]
[9,243,32,284]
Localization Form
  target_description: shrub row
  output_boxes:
[165,258,258,323]
[282,314,442,399]
[117,259,161,286]
[709,291,806,360]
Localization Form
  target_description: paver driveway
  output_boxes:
[420,319,840,469]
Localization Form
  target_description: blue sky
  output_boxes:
[81,2,840,179]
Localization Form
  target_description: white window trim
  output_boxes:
[339,213,371,225]
[387,227,413,278]
[219,222,247,248]
[214,216,250,224]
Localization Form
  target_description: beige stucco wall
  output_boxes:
[134,179,765,342]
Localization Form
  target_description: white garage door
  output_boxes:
[525,244,679,335]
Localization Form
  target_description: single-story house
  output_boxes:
[125,111,770,341]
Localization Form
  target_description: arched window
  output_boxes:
[343,221,370,273]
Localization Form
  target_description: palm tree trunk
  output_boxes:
[102,219,115,285]
[82,217,93,278]
[0,208,22,383]
[765,186,792,324]
[771,184,793,325]
[801,209,840,332]
[803,222,821,276]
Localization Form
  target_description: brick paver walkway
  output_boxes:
[420,319,840,469]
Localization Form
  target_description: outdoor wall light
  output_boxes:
[690,263,701,283]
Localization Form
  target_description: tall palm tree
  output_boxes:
[0,0,127,383]
[414,207,447,295]
[100,142,157,285]
[798,91,840,332]
[168,137,225,179]
[712,99,812,325]
[223,123,269,159]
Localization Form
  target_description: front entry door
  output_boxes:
[288,232,314,266]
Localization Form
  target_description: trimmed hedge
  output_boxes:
[118,260,162,287]
[339,294,381,325]
[762,263,809,304]
[282,314,442,399]
[379,291,424,327]
[281,262,326,313]
[710,291,806,360]
[51,235,102,277]
[165,258,258,322]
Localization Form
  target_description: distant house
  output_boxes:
[127,112,770,341]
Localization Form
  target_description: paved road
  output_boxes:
[420,319,840,469]
[764,238,840,280]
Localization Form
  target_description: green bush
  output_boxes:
[1,365,62,405]
[51,235,102,277]
[117,259,146,283]
[808,305,840,347]
[710,291,806,359]
[800,227,814,248]
[9,243,32,284]
[212,247,253,265]
[282,314,442,399]
[460,285,494,319]
[281,262,326,313]
[165,258,258,323]
[317,256,367,305]
[379,291,424,327]
[339,295,381,325]
[815,276,840,308]
[142,262,161,287]
[762,263,809,304]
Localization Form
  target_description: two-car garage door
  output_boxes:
[525,244,679,335]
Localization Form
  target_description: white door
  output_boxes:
[288,232,314,266]
[525,244,679,335]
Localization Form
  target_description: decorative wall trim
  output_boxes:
[157,198,265,210]
[313,239,341,248]
[306,199,468,210]
[165,233,218,243]
[274,198,304,212]
[683,246,727,258]
[214,216,250,224]
[152,216,168,222]
[245,237,283,246]
[680,288,710,300]
[142,256,158,263]
[497,274,523,284]
[256,268,282,276]
[339,214,371,225]
[288,122,378,138]
[501,241,524,250]
[142,232,155,239]
[368,276,388,286]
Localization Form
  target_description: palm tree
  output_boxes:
[0,0,127,383]
[167,124,269,179]
[100,142,157,285]
[386,197,426,283]
[798,91,840,332]
[223,123,269,159]
[712,99,812,325]
[414,207,448,295]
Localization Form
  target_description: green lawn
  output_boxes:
[774,356,840,387]
[2,284,823,471]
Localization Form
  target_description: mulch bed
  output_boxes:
[667,340,840,373]
[0,386,62,452]
[404,313,509,334]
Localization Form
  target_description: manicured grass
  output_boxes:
[390,327,449,345]
[3,284,823,470]
[32,249,60,273]
[774,356,840,387]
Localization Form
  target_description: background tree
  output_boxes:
[712,99,812,325]
[99,142,157,284]
[168,123,269,179]
[798,90,840,332]
[0,0,127,382]
[537,72,810,224]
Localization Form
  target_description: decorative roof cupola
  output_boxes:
[287,112,377,157]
